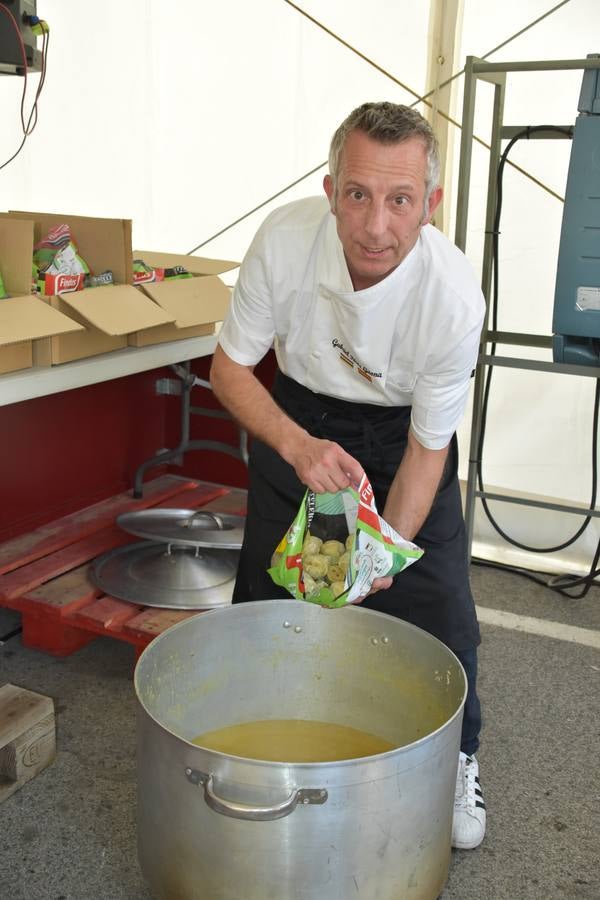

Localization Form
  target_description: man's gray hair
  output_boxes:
[328,102,441,208]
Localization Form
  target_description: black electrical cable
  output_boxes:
[0,12,49,172]
[472,551,600,600]
[471,557,561,588]
[475,124,600,598]
[22,26,49,138]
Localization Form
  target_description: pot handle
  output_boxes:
[185,768,328,821]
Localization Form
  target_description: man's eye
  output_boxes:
[394,196,408,206]
[350,190,364,201]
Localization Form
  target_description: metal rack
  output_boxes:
[454,55,600,557]
[132,361,248,498]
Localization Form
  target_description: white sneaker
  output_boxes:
[452,751,486,850]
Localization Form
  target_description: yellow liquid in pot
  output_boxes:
[190,719,396,762]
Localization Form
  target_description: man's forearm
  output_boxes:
[209,344,306,464]
[382,428,450,541]
[209,345,364,493]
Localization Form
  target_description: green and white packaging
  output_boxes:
[0,270,9,299]
[268,472,424,608]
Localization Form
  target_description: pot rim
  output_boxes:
[134,599,468,769]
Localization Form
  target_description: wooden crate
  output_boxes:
[0,683,56,803]
[0,475,247,657]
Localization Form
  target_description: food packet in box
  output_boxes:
[0,270,9,299]
[33,224,90,295]
[268,473,423,608]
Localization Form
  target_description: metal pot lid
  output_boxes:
[91,541,238,610]
[116,508,245,549]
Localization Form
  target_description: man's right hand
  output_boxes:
[210,347,363,495]
[286,432,364,494]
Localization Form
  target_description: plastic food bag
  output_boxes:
[268,473,424,608]
[33,224,90,295]
[0,270,9,299]
[133,258,193,284]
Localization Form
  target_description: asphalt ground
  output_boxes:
[1,562,598,900]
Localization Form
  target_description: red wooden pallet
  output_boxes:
[0,475,247,658]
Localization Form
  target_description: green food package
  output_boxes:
[0,270,9,300]
[268,473,424,608]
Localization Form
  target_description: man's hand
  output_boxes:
[287,432,364,494]
[210,347,364,495]
[348,575,394,605]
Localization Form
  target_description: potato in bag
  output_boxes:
[268,475,423,608]
[302,533,323,556]
[321,540,345,559]
[303,554,329,580]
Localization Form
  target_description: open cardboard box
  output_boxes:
[6,211,175,365]
[0,217,84,375]
[130,250,239,347]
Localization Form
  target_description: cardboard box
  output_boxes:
[129,250,239,347]
[0,217,84,374]
[6,212,176,364]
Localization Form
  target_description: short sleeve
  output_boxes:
[410,315,483,449]
[218,218,276,366]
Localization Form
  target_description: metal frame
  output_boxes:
[132,361,248,498]
[454,55,600,556]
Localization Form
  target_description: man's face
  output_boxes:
[323,130,442,291]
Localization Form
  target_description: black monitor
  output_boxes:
[0,0,41,74]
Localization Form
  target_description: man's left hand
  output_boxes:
[349,575,393,605]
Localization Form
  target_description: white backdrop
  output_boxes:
[1,0,599,575]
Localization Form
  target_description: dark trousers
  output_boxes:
[234,372,482,756]
[454,647,481,757]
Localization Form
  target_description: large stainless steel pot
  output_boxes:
[135,599,466,900]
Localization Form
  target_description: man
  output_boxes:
[210,101,486,850]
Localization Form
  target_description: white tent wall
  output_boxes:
[1,0,599,578]
[0,0,431,257]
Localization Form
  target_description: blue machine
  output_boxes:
[553,54,600,366]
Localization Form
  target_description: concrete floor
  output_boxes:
[1,562,599,900]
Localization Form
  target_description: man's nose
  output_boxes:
[363,201,387,239]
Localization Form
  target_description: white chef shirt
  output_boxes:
[218,196,485,450]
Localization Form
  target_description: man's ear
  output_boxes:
[422,185,443,225]
[323,174,335,212]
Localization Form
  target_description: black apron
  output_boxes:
[233,371,480,653]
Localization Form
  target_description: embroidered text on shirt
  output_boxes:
[331,338,382,381]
